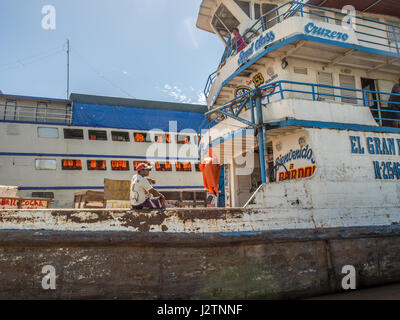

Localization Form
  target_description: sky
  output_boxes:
[0,0,224,105]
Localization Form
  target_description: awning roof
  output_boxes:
[307,0,400,19]
[196,0,217,34]
[70,93,207,113]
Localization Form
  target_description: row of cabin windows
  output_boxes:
[37,127,194,144]
[35,159,200,172]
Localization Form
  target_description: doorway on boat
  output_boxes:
[361,78,382,126]
[234,150,261,207]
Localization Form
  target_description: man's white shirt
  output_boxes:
[130,174,153,206]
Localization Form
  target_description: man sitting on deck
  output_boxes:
[130,163,166,209]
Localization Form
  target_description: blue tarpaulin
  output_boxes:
[72,103,206,132]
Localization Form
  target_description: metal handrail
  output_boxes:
[214,1,400,71]
[204,70,217,98]
[207,80,400,127]
[0,103,72,124]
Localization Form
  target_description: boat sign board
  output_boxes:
[273,131,317,181]
[104,179,130,201]
[0,197,51,209]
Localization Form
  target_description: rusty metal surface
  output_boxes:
[0,225,399,299]
[0,206,399,234]
[0,208,249,233]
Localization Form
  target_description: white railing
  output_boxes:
[0,103,72,125]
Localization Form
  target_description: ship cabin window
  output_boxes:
[255,3,261,19]
[88,130,107,141]
[294,67,308,75]
[36,102,48,122]
[317,72,334,101]
[195,163,201,172]
[38,127,59,138]
[212,3,240,39]
[155,134,171,143]
[177,135,190,144]
[134,132,152,142]
[334,12,344,26]
[155,161,172,172]
[134,132,147,142]
[176,162,192,172]
[111,160,130,171]
[64,128,84,140]
[111,131,130,142]
[334,11,355,27]
[255,3,278,29]
[386,21,400,50]
[87,160,107,171]
[339,74,357,104]
[35,159,57,170]
[234,0,250,17]
[62,159,82,170]
[309,9,326,22]
[134,161,150,170]
[3,100,17,121]
[32,192,54,199]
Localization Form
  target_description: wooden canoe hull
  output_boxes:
[0,225,399,299]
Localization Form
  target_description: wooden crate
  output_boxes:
[73,191,105,208]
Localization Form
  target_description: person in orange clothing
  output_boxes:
[199,149,221,196]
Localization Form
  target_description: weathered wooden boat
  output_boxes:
[1,0,400,299]
[0,207,399,299]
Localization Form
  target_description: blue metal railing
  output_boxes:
[204,1,400,98]
[204,70,217,99]
[236,1,400,57]
[206,80,400,127]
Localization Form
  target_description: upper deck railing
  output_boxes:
[206,80,400,128]
[204,1,400,98]
[0,103,73,125]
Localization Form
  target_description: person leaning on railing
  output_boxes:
[388,79,400,128]
[231,28,247,53]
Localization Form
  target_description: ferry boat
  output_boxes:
[0,0,399,300]
[0,93,207,208]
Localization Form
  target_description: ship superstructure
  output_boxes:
[197,0,400,211]
[0,93,206,207]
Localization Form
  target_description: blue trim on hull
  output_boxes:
[0,152,199,161]
[19,186,205,191]
[269,119,400,133]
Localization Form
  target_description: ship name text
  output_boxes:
[305,22,349,42]
[350,136,400,180]
[238,31,275,66]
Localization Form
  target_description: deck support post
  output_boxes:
[255,89,267,184]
